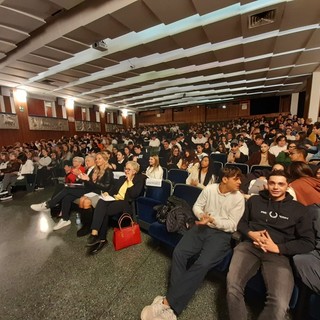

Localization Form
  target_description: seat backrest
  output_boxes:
[225,162,249,174]
[210,153,227,165]
[145,179,172,204]
[250,165,272,173]
[173,183,202,208]
[212,161,223,180]
[168,169,189,185]
[162,167,168,180]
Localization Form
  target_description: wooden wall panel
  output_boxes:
[74,106,82,120]
[55,103,63,118]
[279,95,291,113]
[3,96,12,113]
[27,97,45,116]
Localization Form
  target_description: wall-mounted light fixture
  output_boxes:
[99,104,106,113]
[15,89,27,103]
[122,109,128,117]
[66,98,74,110]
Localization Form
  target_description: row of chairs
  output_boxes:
[162,164,272,188]
[13,165,38,192]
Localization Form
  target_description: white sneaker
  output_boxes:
[30,202,50,212]
[141,297,176,320]
[154,308,177,320]
[53,219,71,231]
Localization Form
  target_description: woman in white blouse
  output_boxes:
[186,156,215,189]
[145,155,164,179]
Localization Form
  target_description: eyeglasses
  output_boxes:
[124,167,132,171]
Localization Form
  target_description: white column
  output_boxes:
[307,71,320,122]
[110,112,114,123]
[290,93,299,116]
[0,95,4,112]
[9,96,15,113]
[51,101,56,117]
[132,113,136,127]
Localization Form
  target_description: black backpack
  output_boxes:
[154,195,196,234]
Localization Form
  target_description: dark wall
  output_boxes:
[250,96,280,115]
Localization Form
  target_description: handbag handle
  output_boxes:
[118,213,134,229]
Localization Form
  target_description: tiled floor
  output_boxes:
[0,187,270,320]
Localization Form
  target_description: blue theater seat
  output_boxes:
[136,180,172,231]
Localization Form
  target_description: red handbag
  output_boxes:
[113,213,142,251]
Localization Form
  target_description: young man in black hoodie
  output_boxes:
[227,170,315,320]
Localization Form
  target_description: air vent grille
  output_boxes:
[249,9,276,28]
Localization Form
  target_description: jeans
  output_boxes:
[166,225,232,315]
[227,241,294,320]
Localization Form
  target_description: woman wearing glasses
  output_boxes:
[85,161,146,255]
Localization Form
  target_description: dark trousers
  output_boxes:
[91,199,127,240]
[166,225,232,315]
[47,187,87,220]
[227,241,294,320]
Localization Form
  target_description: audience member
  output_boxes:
[227,170,315,320]
[86,161,145,255]
[77,152,115,237]
[0,152,21,200]
[141,167,244,320]
[186,156,215,189]
[30,155,97,230]
[247,141,275,167]
[167,146,181,170]
[145,155,164,179]
[177,149,199,172]
[227,139,248,164]
[287,161,320,206]
[269,135,287,157]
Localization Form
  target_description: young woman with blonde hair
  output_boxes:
[146,155,164,179]
[77,152,115,237]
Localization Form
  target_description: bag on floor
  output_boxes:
[113,213,142,251]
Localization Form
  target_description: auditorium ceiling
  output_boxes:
[0,0,320,112]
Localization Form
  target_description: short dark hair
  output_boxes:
[267,169,288,181]
[220,166,242,180]
[294,146,308,159]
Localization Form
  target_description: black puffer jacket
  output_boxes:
[237,190,315,256]
[84,168,115,194]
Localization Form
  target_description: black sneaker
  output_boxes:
[77,226,91,237]
[88,241,108,255]
[86,234,100,247]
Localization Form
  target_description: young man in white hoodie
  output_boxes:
[141,167,245,320]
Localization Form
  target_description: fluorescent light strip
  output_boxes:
[122,82,303,108]
[97,63,305,105]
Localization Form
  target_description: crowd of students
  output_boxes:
[0,113,320,319]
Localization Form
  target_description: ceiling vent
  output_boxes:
[249,9,276,29]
